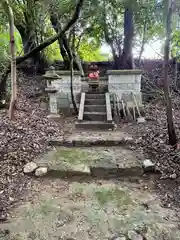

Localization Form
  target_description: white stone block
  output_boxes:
[143,159,155,172]
[107,70,142,106]
[46,71,81,111]
[49,94,58,114]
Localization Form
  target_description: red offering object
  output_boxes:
[88,71,99,80]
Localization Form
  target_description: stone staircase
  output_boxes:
[76,91,115,130]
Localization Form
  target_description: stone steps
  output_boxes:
[77,91,114,130]
[49,130,133,146]
[75,121,115,130]
[85,98,106,105]
[33,147,157,180]
[84,111,107,121]
[84,105,106,112]
[85,93,105,99]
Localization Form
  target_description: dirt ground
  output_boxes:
[0,147,180,240]
[1,177,180,240]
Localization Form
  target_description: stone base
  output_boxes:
[49,130,133,147]
[34,146,143,179]
[107,69,142,106]
[47,114,61,121]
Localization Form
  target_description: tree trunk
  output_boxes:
[62,36,80,70]
[16,24,41,64]
[16,23,48,73]
[50,12,78,113]
[70,58,78,114]
[59,39,70,69]
[50,13,70,69]
[2,0,17,119]
[113,55,121,70]
[173,57,178,90]
[138,21,147,67]
[164,0,177,146]
[121,7,134,69]
[0,0,84,101]
[50,12,81,71]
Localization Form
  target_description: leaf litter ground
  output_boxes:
[1,69,180,236]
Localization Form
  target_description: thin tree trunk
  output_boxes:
[15,23,45,68]
[121,7,134,69]
[138,21,147,67]
[173,57,178,90]
[50,13,70,69]
[0,0,84,101]
[2,0,16,119]
[70,57,78,114]
[164,0,177,146]
[50,12,82,71]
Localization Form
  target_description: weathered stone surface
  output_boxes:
[137,117,146,124]
[170,173,177,179]
[35,167,48,176]
[35,147,143,178]
[127,231,143,240]
[143,159,155,172]
[107,70,142,107]
[111,235,126,240]
[23,162,38,174]
[71,164,91,174]
[124,136,133,142]
[47,114,61,121]
[46,70,81,109]
[49,130,134,147]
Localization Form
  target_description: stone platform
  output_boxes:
[49,130,134,147]
[34,146,148,179]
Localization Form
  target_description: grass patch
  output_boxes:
[94,187,133,207]
[54,148,104,165]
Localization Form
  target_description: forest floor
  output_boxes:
[1,71,180,238]
[1,174,180,239]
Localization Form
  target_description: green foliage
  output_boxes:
[0,0,179,67]
[172,30,180,59]
[79,45,108,61]
[77,38,108,61]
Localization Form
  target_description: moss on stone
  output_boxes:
[53,147,103,165]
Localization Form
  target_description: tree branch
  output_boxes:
[0,0,84,99]
[16,0,84,65]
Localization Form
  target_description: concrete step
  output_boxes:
[75,121,115,130]
[49,130,134,147]
[85,99,106,105]
[84,112,107,121]
[85,93,105,99]
[84,105,106,112]
[87,90,107,94]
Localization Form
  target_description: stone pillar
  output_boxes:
[107,70,142,107]
[49,91,58,114]
[43,68,60,115]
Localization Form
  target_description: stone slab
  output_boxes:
[107,69,143,75]
[84,105,106,112]
[49,130,133,147]
[75,121,115,130]
[78,92,85,121]
[106,92,113,122]
[34,146,143,178]
[83,112,107,121]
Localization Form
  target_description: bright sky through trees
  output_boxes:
[101,40,163,60]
